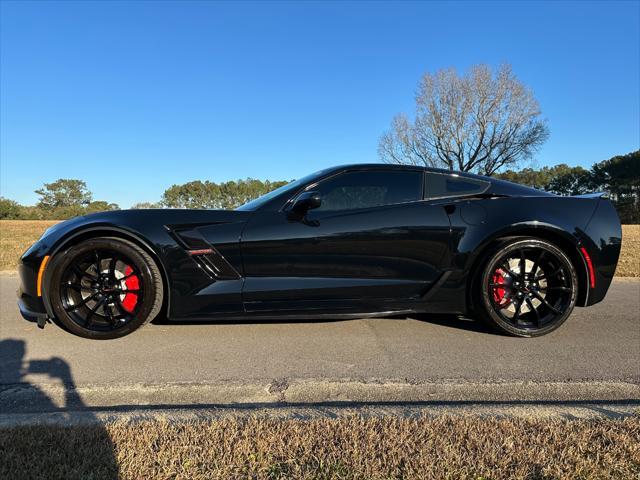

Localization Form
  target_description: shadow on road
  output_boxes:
[411,314,496,334]
[0,339,118,479]
[154,312,498,334]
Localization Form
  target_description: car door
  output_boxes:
[240,169,452,313]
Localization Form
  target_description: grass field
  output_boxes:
[0,220,59,272]
[1,220,638,276]
[1,415,638,479]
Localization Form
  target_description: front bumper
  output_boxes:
[18,297,47,323]
[17,260,50,324]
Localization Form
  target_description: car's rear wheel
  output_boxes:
[477,238,577,337]
[48,237,163,339]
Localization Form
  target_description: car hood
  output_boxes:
[26,208,253,260]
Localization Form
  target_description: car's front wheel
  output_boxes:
[48,237,163,339]
[477,238,578,337]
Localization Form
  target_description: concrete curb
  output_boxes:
[1,379,638,415]
[1,403,639,427]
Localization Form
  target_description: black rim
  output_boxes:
[487,246,574,330]
[59,248,144,331]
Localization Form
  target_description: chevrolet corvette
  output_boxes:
[18,164,621,339]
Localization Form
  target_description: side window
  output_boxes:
[311,170,423,212]
[424,173,489,199]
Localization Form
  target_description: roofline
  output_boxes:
[324,163,554,197]
[323,163,486,179]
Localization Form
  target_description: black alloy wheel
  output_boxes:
[48,237,163,339]
[478,238,578,337]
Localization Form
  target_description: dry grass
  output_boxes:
[0,220,638,276]
[0,220,59,271]
[1,415,639,479]
[619,225,640,277]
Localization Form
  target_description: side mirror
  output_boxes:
[291,191,322,216]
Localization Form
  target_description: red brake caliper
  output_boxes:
[122,266,139,313]
[492,268,510,308]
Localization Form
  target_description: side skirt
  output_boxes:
[165,309,418,323]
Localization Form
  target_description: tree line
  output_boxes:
[0,179,120,220]
[0,150,636,223]
[0,178,289,220]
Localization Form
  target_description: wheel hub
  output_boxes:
[491,258,547,316]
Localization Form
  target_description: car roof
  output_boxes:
[325,163,482,177]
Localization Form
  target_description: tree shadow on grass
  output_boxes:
[0,339,118,480]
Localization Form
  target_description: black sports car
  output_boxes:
[18,164,621,339]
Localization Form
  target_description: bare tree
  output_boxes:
[378,64,549,175]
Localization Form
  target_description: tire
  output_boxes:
[47,237,164,339]
[475,238,578,337]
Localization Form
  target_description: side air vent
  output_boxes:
[170,228,241,280]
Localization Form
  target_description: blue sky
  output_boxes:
[1,1,638,207]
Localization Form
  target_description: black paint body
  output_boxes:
[17,164,622,325]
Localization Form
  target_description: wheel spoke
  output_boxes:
[497,300,512,310]
[512,297,523,323]
[72,264,97,282]
[525,297,540,326]
[531,250,545,278]
[94,250,102,274]
[108,257,117,281]
[104,302,116,326]
[65,292,99,312]
[85,296,106,327]
[540,286,571,293]
[536,267,562,281]
[519,250,526,277]
[64,283,93,292]
[113,296,134,319]
[501,264,520,279]
[119,271,137,282]
[531,291,562,315]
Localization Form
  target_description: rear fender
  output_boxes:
[578,198,622,305]
[449,196,602,311]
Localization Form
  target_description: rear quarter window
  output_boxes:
[424,173,489,200]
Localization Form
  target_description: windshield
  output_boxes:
[236,169,330,211]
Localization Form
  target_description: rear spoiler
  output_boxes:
[572,192,609,199]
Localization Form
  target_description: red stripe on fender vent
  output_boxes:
[187,248,215,256]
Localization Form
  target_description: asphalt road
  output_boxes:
[1,275,639,412]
